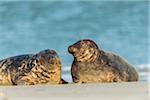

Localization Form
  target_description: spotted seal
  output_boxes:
[68,39,139,83]
[0,49,67,85]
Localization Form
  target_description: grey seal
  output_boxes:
[0,49,67,85]
[68,39,139,83]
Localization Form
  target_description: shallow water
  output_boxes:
[0,1,149,82]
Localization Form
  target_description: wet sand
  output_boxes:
[0,82,149,100]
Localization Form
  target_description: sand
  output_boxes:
[0,82,149,100]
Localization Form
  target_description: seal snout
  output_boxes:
[68,45,77,54]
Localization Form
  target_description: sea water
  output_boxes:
[0,1,149,82]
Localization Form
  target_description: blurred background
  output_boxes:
[0,1,149,82]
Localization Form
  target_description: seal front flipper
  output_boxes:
[59,78,68,84]
[0,64,12,85]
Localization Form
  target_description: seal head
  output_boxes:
[68,39,99,62]
[37,49,60,70]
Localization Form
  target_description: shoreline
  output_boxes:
[0,82,149,100]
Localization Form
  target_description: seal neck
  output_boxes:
[97,50,109,65]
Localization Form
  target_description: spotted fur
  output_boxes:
[68,39,139,83]
[0,49,66,85]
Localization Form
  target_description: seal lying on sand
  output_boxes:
[0,49,67,85]
[68,39,139,83]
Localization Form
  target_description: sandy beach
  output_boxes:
[0,1,148,100]
[0,82,149,100]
